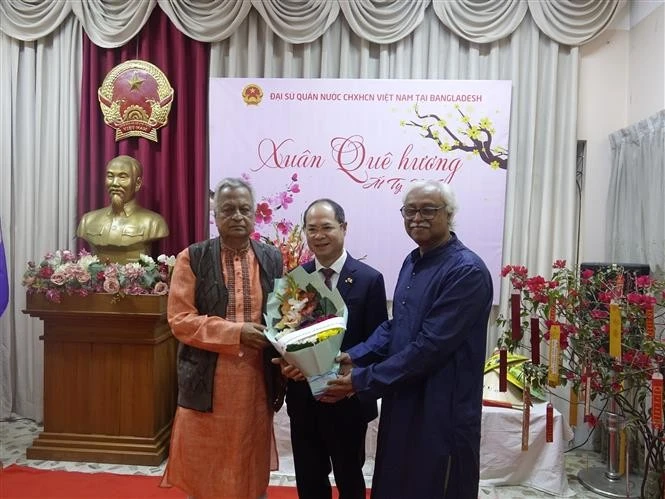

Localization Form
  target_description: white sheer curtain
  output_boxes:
[0,0,626,421]
[607,110,665,277]
[0,17,82,420]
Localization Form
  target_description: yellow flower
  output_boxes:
[316,328,343,342]
[479,117,492,129]
[468,126,481,140]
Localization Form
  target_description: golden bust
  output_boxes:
[76,155,169,264]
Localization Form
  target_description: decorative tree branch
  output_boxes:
[498,262,665,497]
[403,104,508,170]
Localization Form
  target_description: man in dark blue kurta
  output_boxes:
[323,181,493,499]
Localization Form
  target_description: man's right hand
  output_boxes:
[336,352,353,375]
[239,323,270,349]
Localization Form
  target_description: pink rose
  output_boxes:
[76,271,91,284]
[50,272,66,286]
[103,278,120,294]
[153,282,169,295]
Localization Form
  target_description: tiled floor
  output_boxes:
[0,415,631,498]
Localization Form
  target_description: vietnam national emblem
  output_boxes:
[242,84,263,106]
[98,60,174,142]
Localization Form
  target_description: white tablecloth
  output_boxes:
[274,400,573,496]
[480,403,574,496]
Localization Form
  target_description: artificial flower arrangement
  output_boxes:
[22,249,176,303]
[497,260,665,497]
[246,172,314,272]
[265,266,348,397]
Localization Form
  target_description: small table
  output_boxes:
[274,399,574,497]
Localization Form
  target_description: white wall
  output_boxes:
[628,3,665,123]
[577,1,664,264]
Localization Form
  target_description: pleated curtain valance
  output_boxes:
[1,0,627,48]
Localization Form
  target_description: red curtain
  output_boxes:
[77,8,209,257]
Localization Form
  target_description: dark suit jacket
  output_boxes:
[286,253,388,422]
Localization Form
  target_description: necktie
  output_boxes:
[320,268,335,290]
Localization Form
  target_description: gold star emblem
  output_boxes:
[128,72,144,91]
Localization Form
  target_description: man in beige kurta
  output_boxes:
[161,179,284,499]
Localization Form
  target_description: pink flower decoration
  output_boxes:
[590,309,608,320]
[626,292,644,305]
[276,220,293,235]
[45,289,61,303]
[23,250,176,302]
[635,275,652,288]
[104,265,118,279]
[50,272,66,286]
[103,278,120,294]
[279,192,293,209]
[76,271,91,284]
[61,250,75,263]
[256,202,273,224]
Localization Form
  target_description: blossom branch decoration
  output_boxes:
[244,172,313,273]
[497,261,665,497]
[402,104,508,170]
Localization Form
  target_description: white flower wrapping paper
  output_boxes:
[265,266,348,396]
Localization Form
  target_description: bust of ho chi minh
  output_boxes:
[76,155,169,264]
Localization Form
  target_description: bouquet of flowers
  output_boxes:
[22,249,176,303]
[265,266,348,397]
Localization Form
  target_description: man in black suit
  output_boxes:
[277,199,388,499]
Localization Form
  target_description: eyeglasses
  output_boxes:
[400,206,446,220]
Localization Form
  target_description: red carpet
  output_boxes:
[0,465,365,498]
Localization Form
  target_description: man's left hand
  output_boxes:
[271,357,306,381]
[318,371,354,403]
